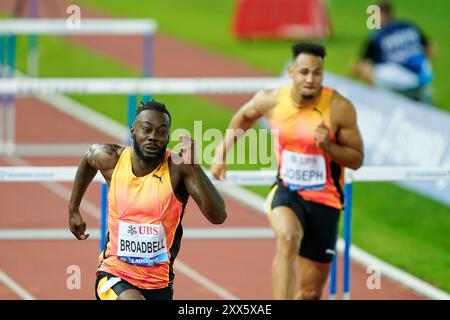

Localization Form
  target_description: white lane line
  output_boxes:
[218,185,267,214]
[174,260,239,300]
[336,239,450,300]
[0,269,36,300]
[37,93,127,142]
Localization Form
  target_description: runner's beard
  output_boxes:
[133,137,167,163]
[301,94,315,100]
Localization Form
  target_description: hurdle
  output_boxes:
[0,21,158,254]
[1,77,449,300]
[1,77,450,299]
[0,165,449,299]
[0,18,157,156]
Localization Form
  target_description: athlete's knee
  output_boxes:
[297,289,322,300]
[276,232,301,257]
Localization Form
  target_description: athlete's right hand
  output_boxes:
[69,211,90,240]
[211,162,228,181]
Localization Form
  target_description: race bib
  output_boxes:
[280,150,326,191]
[117,222,169,267]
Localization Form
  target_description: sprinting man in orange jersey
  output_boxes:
[69,99,227,300]
[212,43,364,300]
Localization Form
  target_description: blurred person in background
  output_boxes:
[349,0,434,104]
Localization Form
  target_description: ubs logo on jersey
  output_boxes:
[138,226,159,236]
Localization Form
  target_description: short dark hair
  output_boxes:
[378,0,393,17]
[136,99,171,123]
[292,43,326,60]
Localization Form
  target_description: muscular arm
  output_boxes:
[181,163,227,224]
[68,143,122,239]
[321,98,364,170]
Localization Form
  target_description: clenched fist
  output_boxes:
[314,121,331,151]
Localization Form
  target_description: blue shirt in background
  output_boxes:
[363,21,432,86]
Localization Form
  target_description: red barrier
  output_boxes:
[233,0,330,39]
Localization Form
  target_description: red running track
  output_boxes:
[0,97,425,300]
[0,0,428,299]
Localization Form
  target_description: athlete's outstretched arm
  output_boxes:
[212,89,276,180]
[68,143,121,240]
[177,135,227,224]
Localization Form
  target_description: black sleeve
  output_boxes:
[361,39,377,62]
[408,20,429,48]
[418,27,429,48]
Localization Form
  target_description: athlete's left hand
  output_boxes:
[315,121,331,151]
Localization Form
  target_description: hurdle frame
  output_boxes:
[1,76,449,299]
[0,20,157,253]
[0,166,449,299]
[0,18,158,156]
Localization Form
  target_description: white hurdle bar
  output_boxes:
[0,19,157,35]
[0,19,158,156]
[0,77,288,95]
[0,166,449,183]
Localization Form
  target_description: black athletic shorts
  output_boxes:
[95,271,173,300]
[268,181,341,263]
